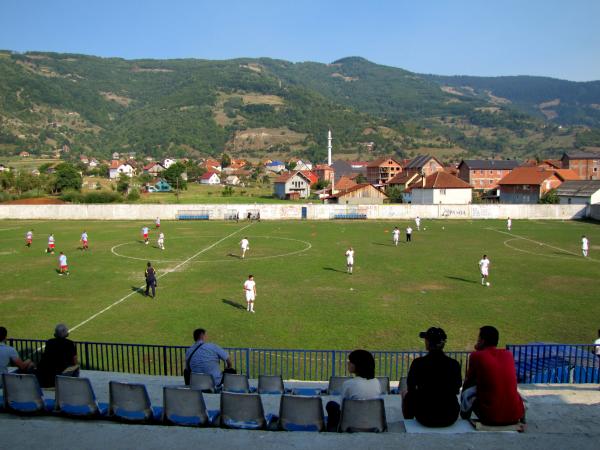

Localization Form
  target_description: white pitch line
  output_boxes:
[69,223,253,334]
[487,227,598,261]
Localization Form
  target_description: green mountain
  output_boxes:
[0,51,599,163]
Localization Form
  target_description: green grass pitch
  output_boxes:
[0,218,598,351]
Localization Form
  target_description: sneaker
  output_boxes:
[251,310,255,313]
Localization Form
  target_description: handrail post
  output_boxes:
[246,348,250,377]
[84,343,89,370]
[331,350,336,378]
[162,346,168,375]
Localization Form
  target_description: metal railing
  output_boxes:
[7,339,599,383]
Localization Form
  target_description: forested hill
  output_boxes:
[424,74,600,127]
[1,51,599,162]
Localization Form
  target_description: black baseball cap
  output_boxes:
[419,327,447,345]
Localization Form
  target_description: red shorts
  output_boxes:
[49,244,55,249]
[60,265,68,270]
[143,234,148,239]
[156,224,160,228]
[82,240,88,245]
[26,239,32,244]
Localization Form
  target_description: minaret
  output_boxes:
[327,129,332,166]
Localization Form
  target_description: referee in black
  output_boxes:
[145,261,157,298]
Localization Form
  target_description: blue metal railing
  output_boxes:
[7,339,599,383]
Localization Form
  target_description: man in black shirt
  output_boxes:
[36,324,78,388]
[145,261,157,298]
[402,327,462,427]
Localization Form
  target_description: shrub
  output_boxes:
[126,188,140,202]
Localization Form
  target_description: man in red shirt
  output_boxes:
[461,326,525,425]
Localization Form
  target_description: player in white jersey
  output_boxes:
[415,216,421,231]
[80,231,88,251]
[157,232,165,250]
[243,274,257,313]
[142,226,150,245]
[25,230,33,248]
[406,226,413,242]
[155,217,161,228]
[478,255,490,286]
[240,237,250,259]
[58,251,69,276]
[47,234,55,254]
[392,227,400,246]
[581,235,589,257]
[345,247,354,274]
[507,217,512,231]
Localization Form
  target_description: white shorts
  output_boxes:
[246,294,255,302]
[347,259,354,266]
[481,269,488,277]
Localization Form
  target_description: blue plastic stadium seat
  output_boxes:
[2,373,54,415]
[55,376,107,418]
[109,381,162,423]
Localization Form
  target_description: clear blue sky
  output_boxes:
[1,0,599,81]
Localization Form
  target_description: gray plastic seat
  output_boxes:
[326,376,352,395]
[377,376,390,394]
[190,373,217,393]
[2,373,53,414]
[109,381,162,422]
[163,386,213,426]
[55,376,106,417]
[339,398,387,432]
[220,392,266,430]
[278,394,324,432]
[258,375,284,394]
[222,373,251,393]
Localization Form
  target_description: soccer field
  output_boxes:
[0,218,598,351]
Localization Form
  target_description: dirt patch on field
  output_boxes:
[2,197,65,204]
[398,282,446,292]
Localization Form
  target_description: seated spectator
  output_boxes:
[326,349,382,431]
[460,325,525,425]
[402,327,462,427]
[185,328,233,386]
[1,326,35,386]
[35,324,79,388]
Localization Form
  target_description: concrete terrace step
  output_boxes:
[1,371,599,450]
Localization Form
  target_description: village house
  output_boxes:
[292,159,313,171]
[162,158,177,169]
[108,160,134,179]
[560,151,600,180]
[143,162,165,178]
[265,160,286,173]
[403,155,444,177]
[19,151,30,158]
[498,167,579,204]
[334,176,358,191]
[313,164,334,183]
[556,180,600,205]
[88,158,99,169]
[111,152,120,160]
[300,170,319,185]
[366,156,403,185]
[327,183,388,205]
[273,171,311,199]
[199,171,221,185]
[200,159,221,173]
[457,159,521,191]
[225,175,241,186]
[409,171,473,204]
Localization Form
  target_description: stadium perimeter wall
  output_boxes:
[0,203,589,220]
[590,204,600,220]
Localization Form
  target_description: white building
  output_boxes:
[199,171,221,185]
[557,180,600,205]
[225,175,241,186]
[410,171,472,204]
[163,158,177,169]
[109,160,134,179]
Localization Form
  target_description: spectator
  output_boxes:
[326,349,382,431]
[185,328,233,386]
[1,326,35,386]
[460,325,525,425]
[594,329,600,361]
[402,327,462,427]
[35,324,79,388]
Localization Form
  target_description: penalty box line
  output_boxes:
[486,227,582,257]
[69,223,254,334]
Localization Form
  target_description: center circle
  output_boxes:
[111,235,312,263]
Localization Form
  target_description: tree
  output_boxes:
[116,173,130,194]
[163,162,187,190]
[539,189,559,204]
[221,152,231,169]
[385,185,404,203]
[355,173,368,184]
[52,163,82,193]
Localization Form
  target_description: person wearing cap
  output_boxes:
[460,325,525,425]
[402,327,462,427]
[35,324,79,388]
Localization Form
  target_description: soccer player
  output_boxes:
[479,255,490,286]
[58,252,69,276]
[415,216,421,231]
[47,234,55,254]
[157,232,165,250]
[345,247,354,274]
[142,226,150,245]
[406,226,413,242]
[507,217,512,231]
[25,230,33,248]
[240,237,250,259]
[145,262,157,298]
[392,227,400,246]
[80,231,89,251]
[582,235,589,257]
[155,217,161,228]
[244,274,256,313]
